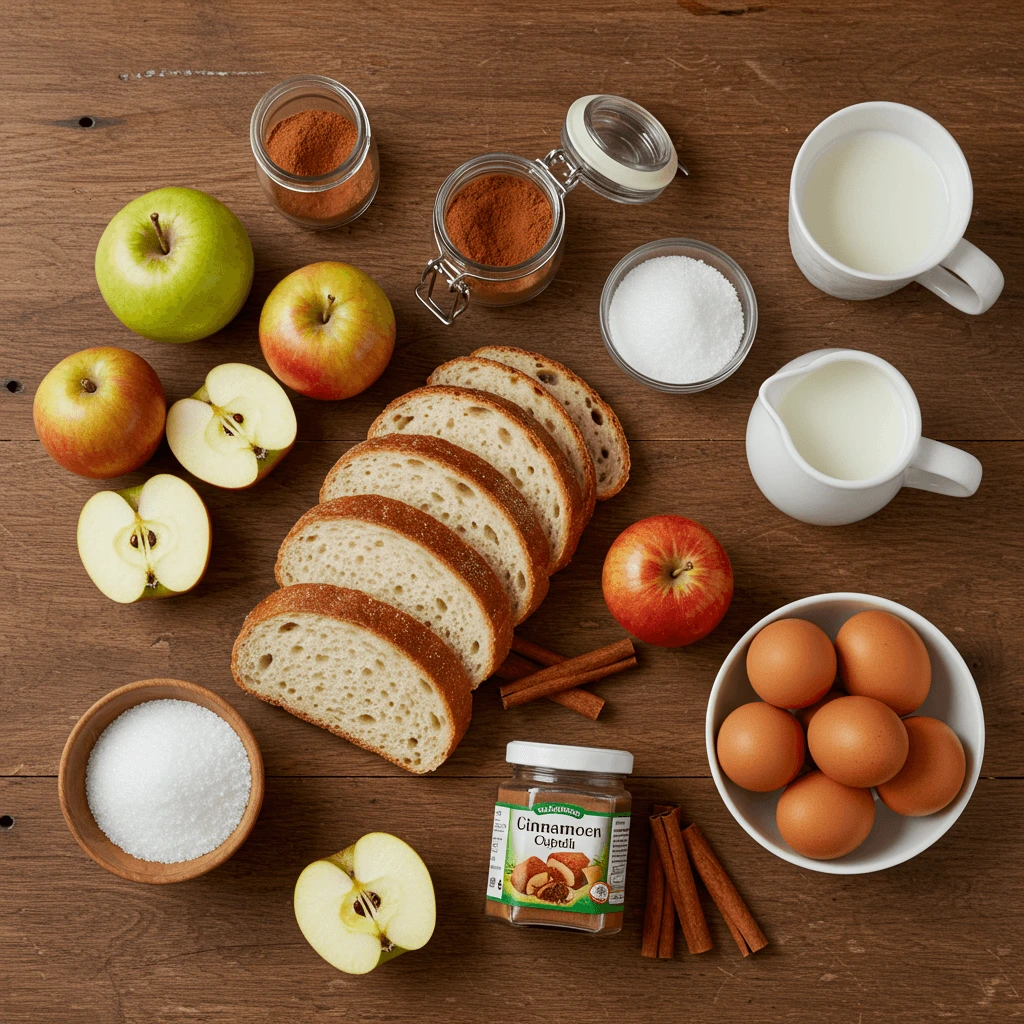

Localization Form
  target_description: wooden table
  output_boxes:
[3,2,1021,1021]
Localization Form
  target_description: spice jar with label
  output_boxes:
[416,94,682,324]
[250,75,379,229]
[486,741,633,935]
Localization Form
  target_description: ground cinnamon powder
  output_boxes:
[445,174,554,267]
[261,108,375,226]
[266,109,357,176]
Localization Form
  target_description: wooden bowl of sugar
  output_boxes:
[59,678,264,884]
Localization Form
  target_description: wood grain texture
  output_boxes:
[1,0,1022,1021]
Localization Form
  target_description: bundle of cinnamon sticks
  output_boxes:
[493,635,637,720]
[643,807,768,959]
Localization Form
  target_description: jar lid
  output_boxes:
[562,95,679,203]
[506,740,634,776]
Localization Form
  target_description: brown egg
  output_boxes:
[746,618,837,708]
[836,610,931,716]
[795,688,845,729]
[876,717,966,816]
[776,770,876,859]
[716,702,805,792]
[808,695,909,788]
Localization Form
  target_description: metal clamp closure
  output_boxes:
[536,148,581,194]
[416,256,471,324]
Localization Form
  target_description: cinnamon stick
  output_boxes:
[682,824,768,956]
[498,638,633,700]
[500,656,636,709]
[643,804,677,958]
[495,643,606,719]
[510,635,564,666]
[650,808,712,955]
[493,650,539,681]
[641,833,666,958]
[658,872,676,959]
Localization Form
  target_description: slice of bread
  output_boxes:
[321,435,549,624]
[428,356,596,523]
[472,346,630,500]
[231,584,472,774]
[368,386,584,572]
[276,495,512,688]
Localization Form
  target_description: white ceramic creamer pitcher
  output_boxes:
[746,350,982,526]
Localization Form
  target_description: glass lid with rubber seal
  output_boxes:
[548,94,682,203]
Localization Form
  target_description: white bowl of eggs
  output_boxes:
[706,593,984,874]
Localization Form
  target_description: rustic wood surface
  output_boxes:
[2,1,1021,1022]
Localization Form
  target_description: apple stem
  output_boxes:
[80,378,97,394]
[670,562,693,579]
[322,294,335,324]
[149,212,170,255]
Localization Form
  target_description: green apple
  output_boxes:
[259,261,395,400]
[77,474,211,603]
[294,833,435,975]
[166,363,296,488]
[95,187,254,343]
[33,346,166,478]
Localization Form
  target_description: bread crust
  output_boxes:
[231,584,472,774]
[471,345,630,500]
[368,385,584,572]
[428,355,597,523]
[321,434,550,621]
[275,494,513,682]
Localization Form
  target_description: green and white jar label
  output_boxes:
[486,801,630,913]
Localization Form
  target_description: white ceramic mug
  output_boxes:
[789,102,1003,315]
[746,348,983,526]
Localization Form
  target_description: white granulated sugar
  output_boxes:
[608,255,745,384]
[86,699,251,864]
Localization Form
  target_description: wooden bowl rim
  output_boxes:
[58,678,265,884]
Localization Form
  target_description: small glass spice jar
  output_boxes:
[417,94,682,324]
[485,741,633,935]
[250,75,379,229]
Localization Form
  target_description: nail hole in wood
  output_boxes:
[78,116,96,128]
[0,815,14,830]
[4,379,24,394]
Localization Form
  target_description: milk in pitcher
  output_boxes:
[775,360,907,480]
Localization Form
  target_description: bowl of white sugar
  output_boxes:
[59,679,264,883]
[600,238,758,393]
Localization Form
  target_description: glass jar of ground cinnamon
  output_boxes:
[250,76,379,229]
[417,94,681,323]
[486,741,633,935]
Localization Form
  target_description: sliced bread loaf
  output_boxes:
[472,346,630,500]
[231,584,472,774]
[276,495,512,688]
[368,386,584,572]
[321,435,549,624]
[428,356,597,522]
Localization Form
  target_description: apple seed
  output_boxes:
[232,413,244,423]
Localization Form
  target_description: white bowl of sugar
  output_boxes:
[600,238,758,394]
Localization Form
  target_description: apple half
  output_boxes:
[166,363,297,489]
[77,473,211,603]
[294,833,435,975]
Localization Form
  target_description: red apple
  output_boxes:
[602,515,733,647]
[33,346,165,478]
[259,261,395,401]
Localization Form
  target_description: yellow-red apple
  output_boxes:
[259,262,395,401]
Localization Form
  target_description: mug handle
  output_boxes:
[915,238,1004,315]
[904,437,982,497]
